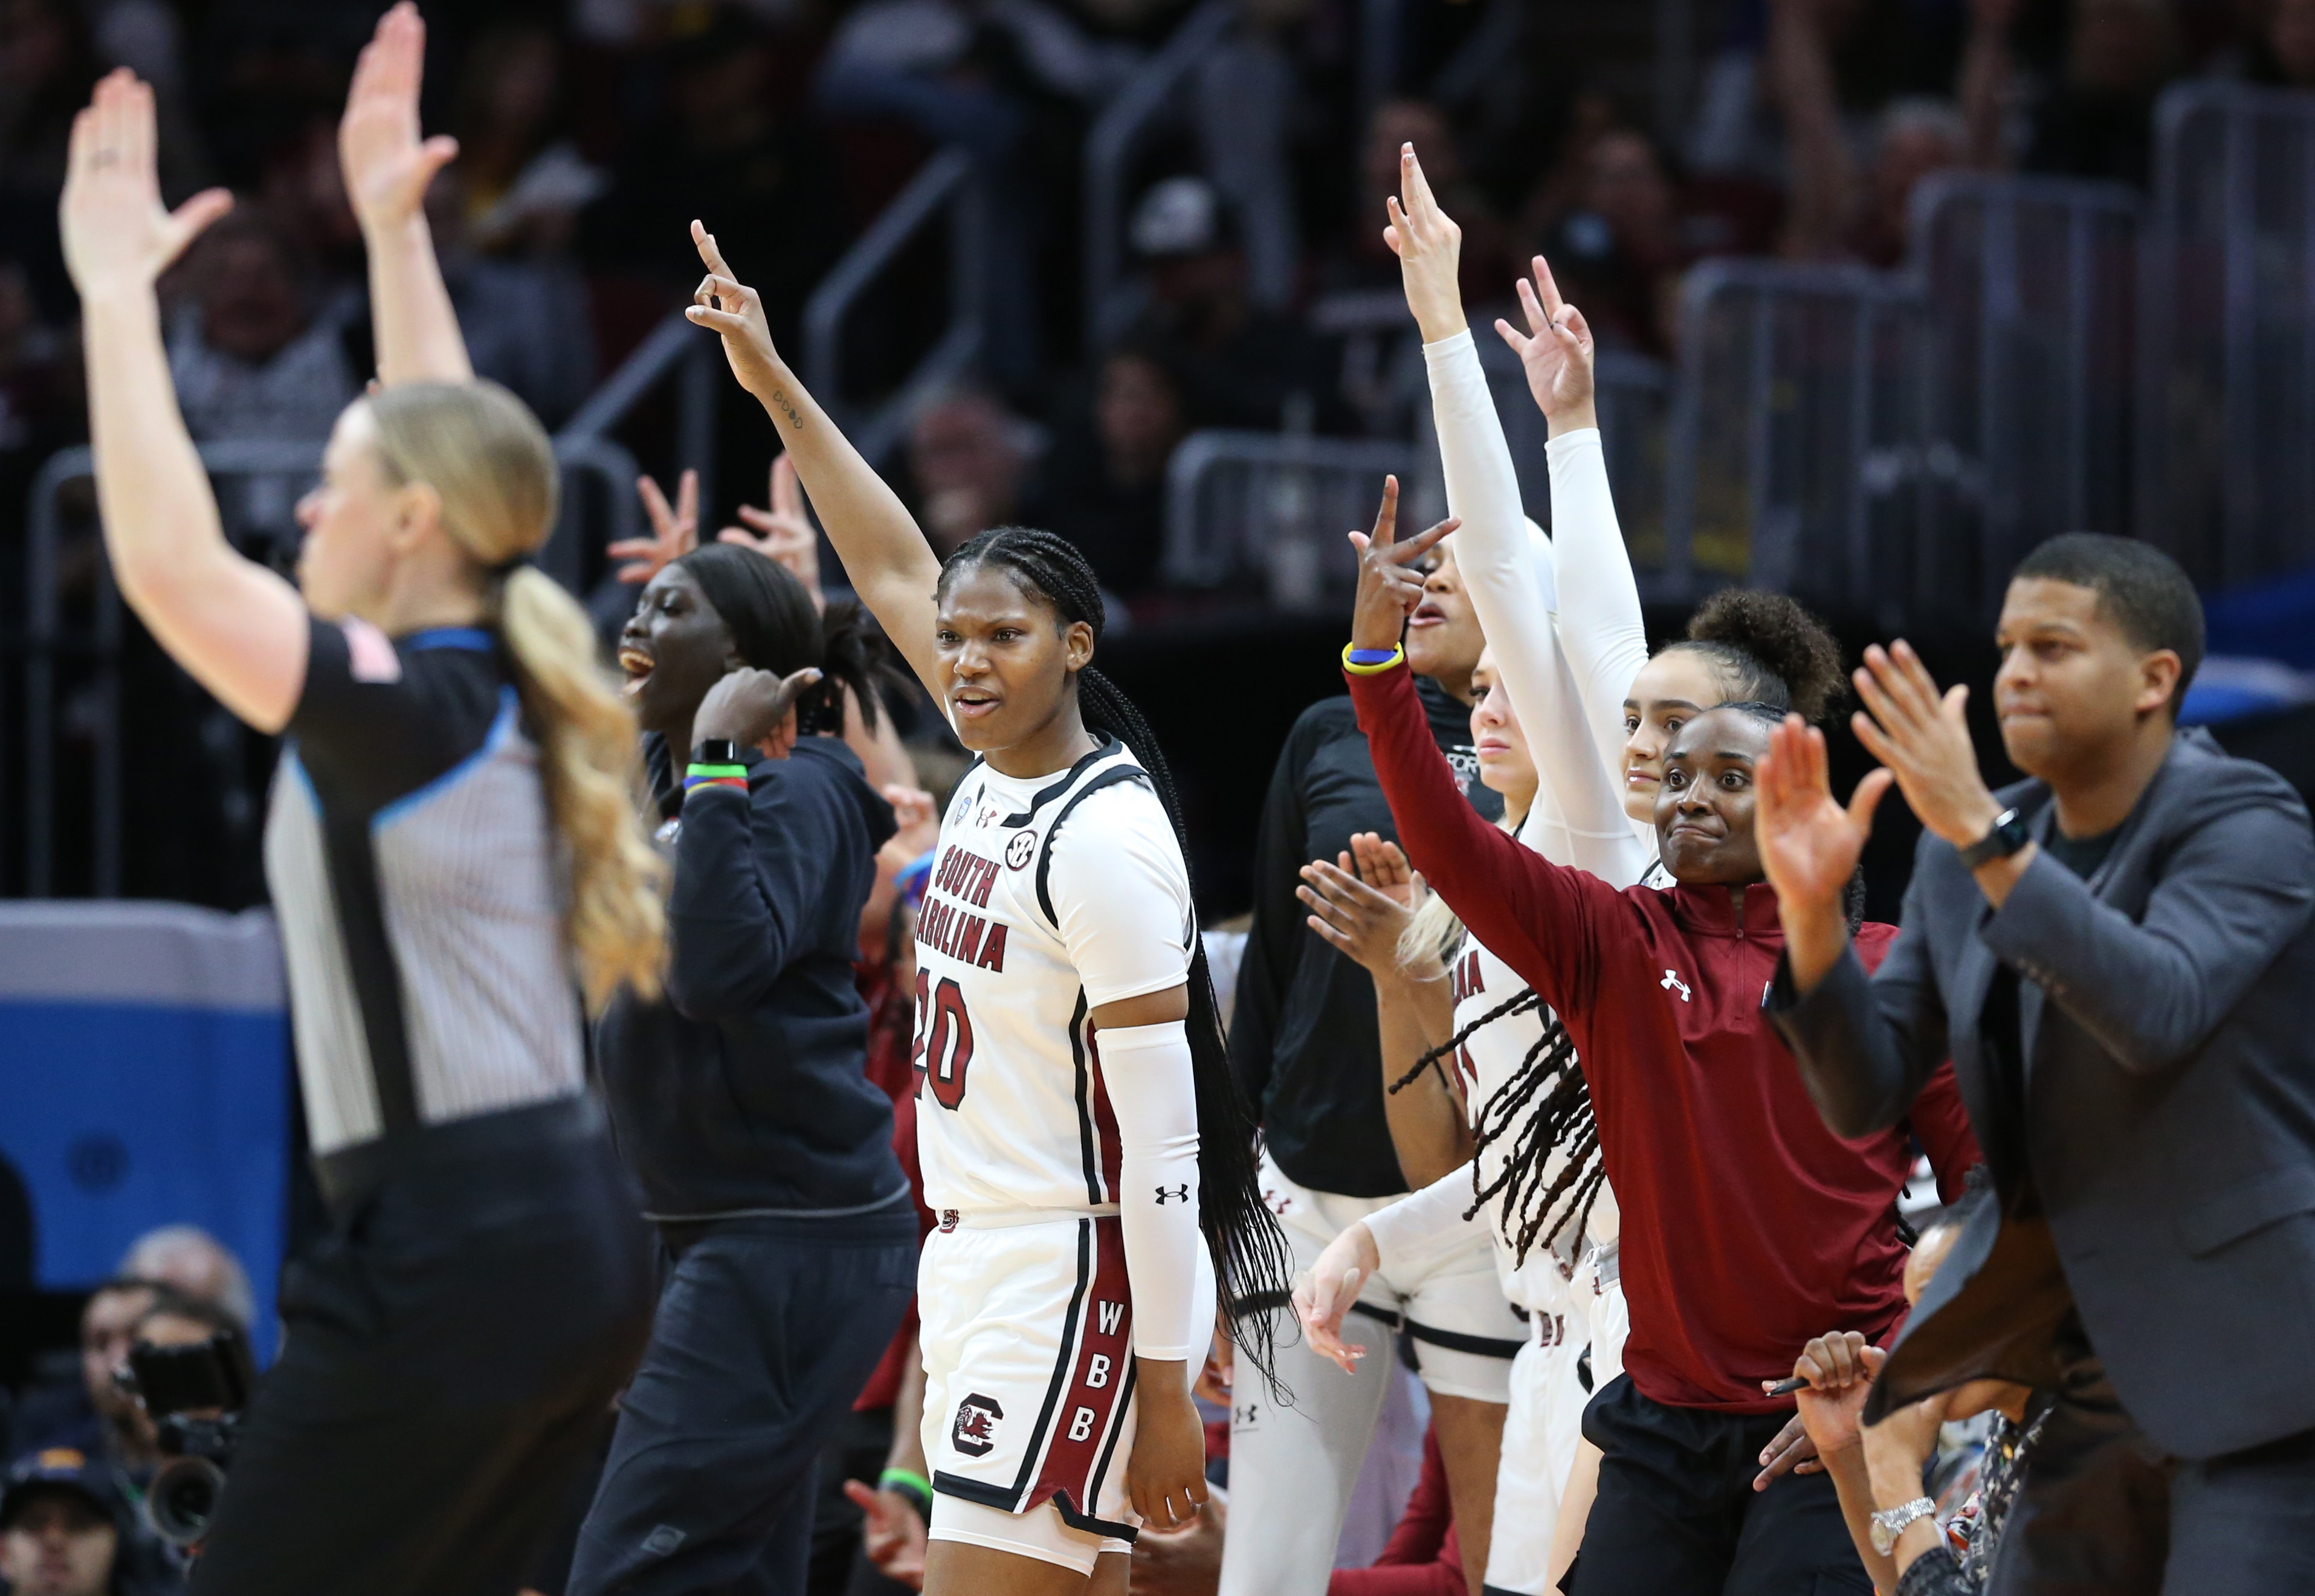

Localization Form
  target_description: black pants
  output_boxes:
[1568,1375,1873,1596]
[566,1206,917,1596]
[1989,1333,2315,1596]
[807,1406,919,1596]
[192,1098,657,1596]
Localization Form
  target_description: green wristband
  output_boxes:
[879,1468,934,1511]
[684,763,750,779]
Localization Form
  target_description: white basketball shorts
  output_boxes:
[920,1212,1141,1572]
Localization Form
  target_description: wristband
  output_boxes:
[879,1468,934,1514]
[691,738,741,767]
[683,762,749,795]
[1342,642,1406,675]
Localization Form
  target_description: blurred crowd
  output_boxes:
[4,0,2313,609]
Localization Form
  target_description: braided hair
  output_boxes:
[938,526,1295,1392]
[1388,986,1601,1270]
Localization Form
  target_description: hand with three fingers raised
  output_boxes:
[1495,256,1598,436]
[1349,475,1459,657]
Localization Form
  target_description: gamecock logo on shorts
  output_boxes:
[1004,830,1038,870]
[952,1393,1005,1456]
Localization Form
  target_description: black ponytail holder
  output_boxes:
[491,551,535,577]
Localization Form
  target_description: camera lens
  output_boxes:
[148,1456,227,1546]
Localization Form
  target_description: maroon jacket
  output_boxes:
[1349,662,1980,1412]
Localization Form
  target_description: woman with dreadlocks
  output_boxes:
[1334,470,1981,1595]
[1292,621,1627,1596]
[680,220,1291,1595]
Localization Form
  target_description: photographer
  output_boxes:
[573,543,917,1595]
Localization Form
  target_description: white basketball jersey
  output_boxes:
[914,738,1196,1216]
[1448,925,1619,1316]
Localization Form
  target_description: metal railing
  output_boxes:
[1663,259,1933,620]
[21,437,639,897]
[802,145,987,468]
[1082,0,1236,350]
[1164,430,1416,609]
[1908,172,2143,618]
[561,305,724,534]
[2141,82,2315,589]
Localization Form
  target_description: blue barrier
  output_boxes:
[0,904,289,1361]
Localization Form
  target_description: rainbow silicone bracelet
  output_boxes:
[1342,642,1406,674]
[682,762,749,793]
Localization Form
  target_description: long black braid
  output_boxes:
[938,526,1295,1394]
[1389,983,1602,1270]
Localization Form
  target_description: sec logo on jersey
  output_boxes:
[1004,830,1038,870]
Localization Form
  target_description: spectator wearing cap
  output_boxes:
[0,1450,132,1596]
[1122,175,1346,436]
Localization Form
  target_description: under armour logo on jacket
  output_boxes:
[1154,1184,1190,1204]
[1661,969,1692,1001]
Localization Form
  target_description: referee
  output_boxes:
[63,41,664,1596]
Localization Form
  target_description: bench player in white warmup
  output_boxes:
[677,219,1291,1595]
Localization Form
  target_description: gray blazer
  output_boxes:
[1770,728,2315,1460]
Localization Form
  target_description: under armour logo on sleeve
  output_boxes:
[1661,969,1692,1002]
[1154,1184,1190,1204]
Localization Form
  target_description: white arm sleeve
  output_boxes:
[1097,1019,1211,1360]
[1048,783,1208,1359]
[1546,427,1651,795]
[1424,332,1653,886]
[1360,1161,1482,1280]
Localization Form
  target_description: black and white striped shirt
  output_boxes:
[264,617,582,1155]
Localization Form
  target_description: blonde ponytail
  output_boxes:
[367,381,666,1010]
[1397,887,1463,979]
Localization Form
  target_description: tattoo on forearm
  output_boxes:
[769,387,803,431]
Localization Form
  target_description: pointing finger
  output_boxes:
[1368,475,1401,549]
[1532,256,1567,326]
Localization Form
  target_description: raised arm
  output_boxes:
[340,3,471,386]
[1389,150,1646,887]
[1344,485,1616,1021]
[63,71,306,732]
[1499,260,1649,794]
[683,224,946,695]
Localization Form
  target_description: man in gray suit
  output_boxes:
[1754,534,2315,1592]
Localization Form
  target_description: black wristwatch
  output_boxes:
[1957,806,2030,870]
[691,738,742,768]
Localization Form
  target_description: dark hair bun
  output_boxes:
[1685,589,1845,723]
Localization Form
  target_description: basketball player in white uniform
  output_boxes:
[680,231,1290,1595]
